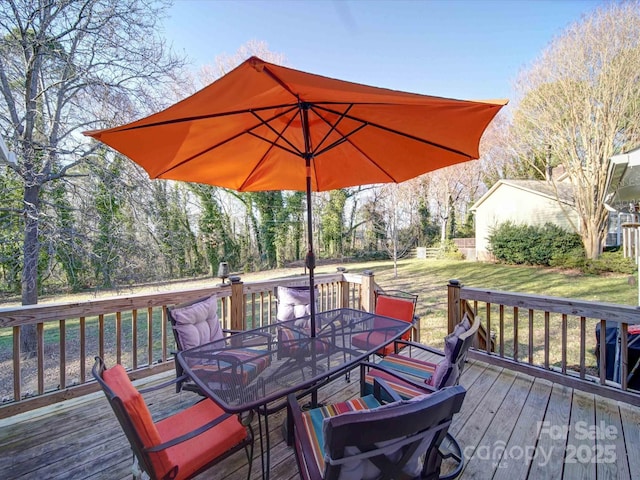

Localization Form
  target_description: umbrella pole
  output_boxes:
[301,103,317,337]
[305,159,316,335]
[305,159,319,408]
[302,104,319,407]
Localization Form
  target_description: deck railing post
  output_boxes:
[447,279,462,334]
[230,276,245,331]
[361,270,376,313]
[338,269,349,309]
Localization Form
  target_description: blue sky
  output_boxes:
[163,0,603,102]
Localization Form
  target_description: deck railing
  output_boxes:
[0,271,376,418]
[447,279,640,406]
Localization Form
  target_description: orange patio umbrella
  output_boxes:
[84,56,507,332]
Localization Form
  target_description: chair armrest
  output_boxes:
[226,329,274,349]
[393,339,444,357]
[359,361,439,395]
[224,329,271,340]
[139,374,191,394]
[372,377,402,403]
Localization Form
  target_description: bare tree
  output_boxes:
[477,110,543,186]
[378,182,421,277]
[512,2,640,259]
[425,161,484,245]
[192,41,290,271]
[0,0,184,353]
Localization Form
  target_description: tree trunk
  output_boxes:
[21,183,40,355]
[583,219,604,260]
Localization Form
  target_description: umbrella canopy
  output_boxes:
[84,56,507,332]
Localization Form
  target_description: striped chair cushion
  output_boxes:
[377,354,437,381]
[299,395,382,474]
[192,348,271,386]
[279,326,330,356]
[362,368,428,400]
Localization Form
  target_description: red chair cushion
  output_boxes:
[375,295,415,324]
[373,295,416,353]
[102,365,174,478]
[351,330,406,355]
[156,399,248,480]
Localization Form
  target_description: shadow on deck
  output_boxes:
[1,348,639,480]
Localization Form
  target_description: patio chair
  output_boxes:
[360,306,480,400]
[168,294,272,394]
[287,378,466,480]
[92,356,254,480]
[275,285,326,358]
[351,290,419,356]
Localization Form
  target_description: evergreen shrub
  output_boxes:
[488,222,583,266]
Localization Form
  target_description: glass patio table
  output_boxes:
[177,307,412,479]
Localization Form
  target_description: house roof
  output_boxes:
[470,179,575,211]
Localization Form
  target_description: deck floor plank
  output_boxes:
[564,390,597,480]
[492,377,553,480]
[619,401,640,477]
[0,352,637,480]
[454,368,517,477]
[527,382,573,480]
[448,362,502,438]
[595,396,631,480]
[462,372,534,479]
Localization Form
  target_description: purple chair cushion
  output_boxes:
[427,357,458,389]
[426,331,460,388]
[276,286,313,322]
[171,295,223,350]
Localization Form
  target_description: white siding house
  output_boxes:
[470,180,578,261]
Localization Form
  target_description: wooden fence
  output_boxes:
[0,271,376,418]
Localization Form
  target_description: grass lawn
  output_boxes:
[325,258,638,362]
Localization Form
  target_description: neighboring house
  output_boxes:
[470,178,579,261]
[604,146,640,258]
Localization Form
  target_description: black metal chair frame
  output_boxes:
[392,307,481,378]
[92,356,254,480]
[287,378,466,480]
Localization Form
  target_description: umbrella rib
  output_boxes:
[100,104,300,133]
[313,104,476,160]
[249,110,304,157]
[155,106,304,178]
[308,103,354,157]
[246,131,303,157]
[158,126,256,177]
[238,109,307,191]
[314,123,368,158]
[307,104,398,183]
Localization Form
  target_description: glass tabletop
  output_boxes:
[177,307,412,412]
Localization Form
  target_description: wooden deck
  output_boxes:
[1,348,639,480]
